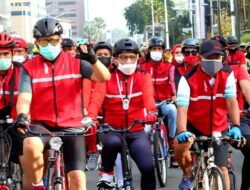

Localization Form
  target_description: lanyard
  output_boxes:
[116,73,134,110]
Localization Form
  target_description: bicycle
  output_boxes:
[97,120,145,190]
[191,135,241,190]
[0,116,22,190]
[227,147,236,190]
[146,112,168,187]
[26,117,93,190]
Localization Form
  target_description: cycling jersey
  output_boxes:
[0,65,20,119]
[228,64,249,110]
[22,52,92,128]
[177,65,236,135]
[141,60,174,101]
[226,50,246,65]
[88,69,156,132]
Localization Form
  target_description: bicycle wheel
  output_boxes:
[209,167,226,190]
[229,170,236,190]
[55,183,63,190]
[153,131,167,187]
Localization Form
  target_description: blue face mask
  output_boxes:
[0,58,12,71]
[39,43,61,60]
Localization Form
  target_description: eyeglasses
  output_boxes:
[184,50,198,56]
[118,55,137,62]
[37,38,60,47]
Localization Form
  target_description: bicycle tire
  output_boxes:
[153,131,167,187]
[55,183,63,190]
[229,170,236,190]
[209,167,226,190]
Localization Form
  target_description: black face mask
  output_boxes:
[98,57,111,68]
[201,59,223,76]
[246,53,250,59]
[228,48,238,54]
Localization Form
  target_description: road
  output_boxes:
[86,148,243,189]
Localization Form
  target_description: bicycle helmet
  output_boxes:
[0,32,15,48]
[94,41,112,53]
[226,36,238,45]
[14,37,28,49]
[148,37,165,49]
[181,38,199,52]
[33,17,63,38]
[113,38,139,56]
[210,35,227,48]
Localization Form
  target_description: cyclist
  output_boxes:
[89,38,157,190]
[239,43,247,54]
[13,37,29,65]
[14,17,110,190]
[174,38,200,89]
[175,40,242,190]
[225,36,246,71]
[62,38,77,56]
[138,43,148,64]
[85,41,113,171]
[140,37,176,149]
[0,32,24,164]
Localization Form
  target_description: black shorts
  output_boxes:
[187,123,229,167]
[26,122,86,173]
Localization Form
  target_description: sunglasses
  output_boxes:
[184,50,198,56]
[118,55,137,62]
[38,38,60,47]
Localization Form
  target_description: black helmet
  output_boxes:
[148,37,165,49]
[226,36,238,45]
[33,17,63,38]
[113,38,139,56]
[181,38,199,52]
[210,35,227,48]
[94,41,112,53]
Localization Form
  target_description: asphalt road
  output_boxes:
[86,147,244,190]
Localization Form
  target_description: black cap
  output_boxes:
[210,35,227,48]
[62,38,75,47]
[200,40,224,57]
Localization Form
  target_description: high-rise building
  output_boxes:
[10,0,47,42]
[46,0,86,38]
[0,0,11,32]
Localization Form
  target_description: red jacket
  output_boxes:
[178,65,234,135]
[141,60,173,101]
[23,52,83,128]
[88,69,156,132]
[0,65,20,119]
[228,64,249,111]
[226,50,246,65]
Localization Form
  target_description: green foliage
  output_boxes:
[240,33,250,43]
[82,17,106,42]
[28,42,34,54]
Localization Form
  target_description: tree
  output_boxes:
[82,17,106,42]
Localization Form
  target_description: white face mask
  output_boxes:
[174,55,184,63]
[150,51,162,61]
[117,63,137,75]
[13,55,26,64]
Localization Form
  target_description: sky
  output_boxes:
[88,0,134,31]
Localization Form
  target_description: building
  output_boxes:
[10,0,47,42]
[46,0,86,38]
[0,0,11,32]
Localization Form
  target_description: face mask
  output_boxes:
[98,57,111,68]
[117,63,137,75]
[228,48,238,54]
[39,43,61,60]
[0,58,12,71]
[13,55,26,64]
[201,58,223,76]
[150,51,162,61]
[183,55,199,66]
[174,55,184,63]
[246,53,250,59]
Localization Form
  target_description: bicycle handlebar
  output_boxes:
[194,135,242,144]
[99,120,146,133]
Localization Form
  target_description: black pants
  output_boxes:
[101,130,156,190]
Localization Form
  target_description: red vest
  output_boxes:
[0,65,20,119]
[103,70,149,132]
[141,60,172,101]
[186,65,231,135]
[23,52,83,128]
